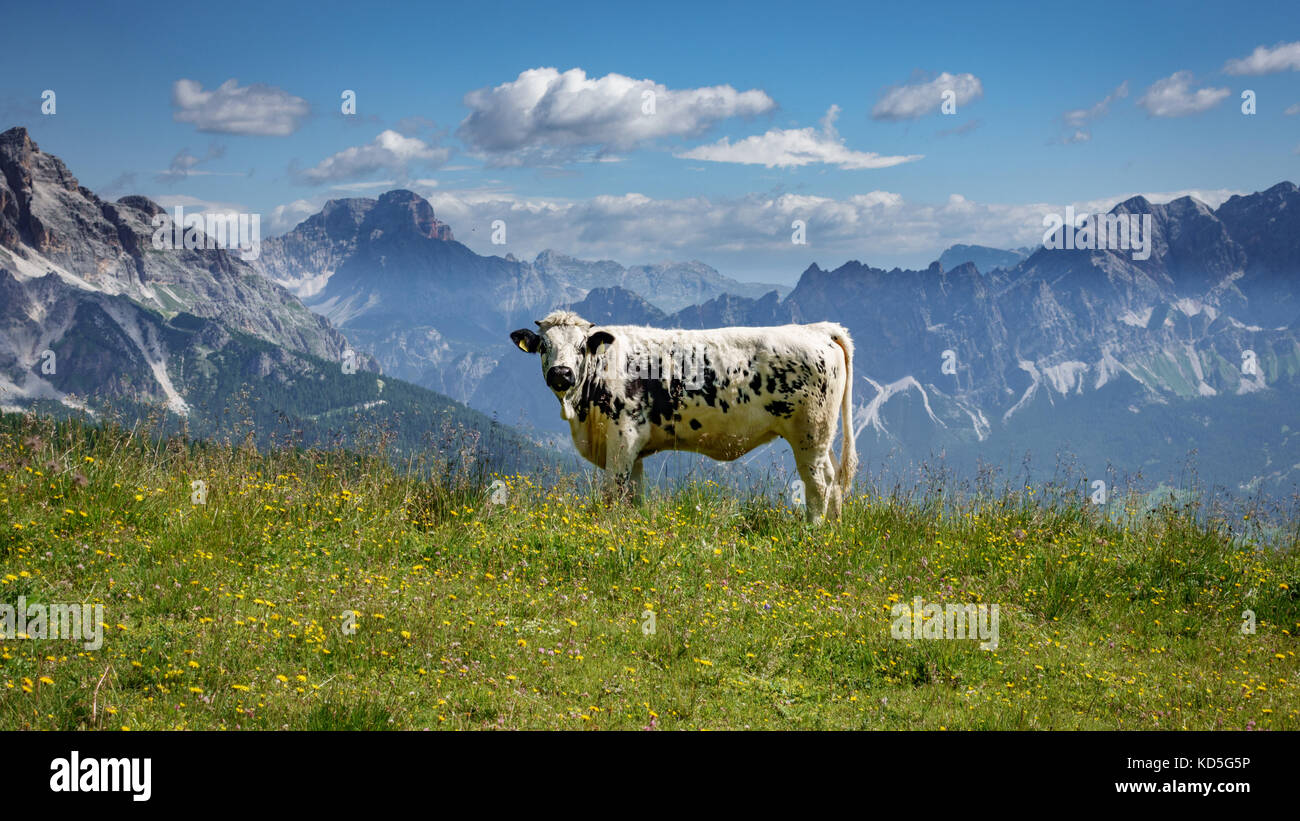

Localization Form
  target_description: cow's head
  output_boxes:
[511,310,613,420]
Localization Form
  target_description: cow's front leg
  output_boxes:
[629,457,645,504]
[603,424,645,505]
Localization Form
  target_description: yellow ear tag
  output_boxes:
[516,338,532,353]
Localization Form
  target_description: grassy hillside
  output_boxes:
[0,412,1296,730]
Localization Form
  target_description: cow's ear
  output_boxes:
[585,330,615,354]
[511,328,541,354]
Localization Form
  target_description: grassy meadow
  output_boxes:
[0,412,1297,730]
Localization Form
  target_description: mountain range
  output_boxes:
[4,122,1299,498]
[251,174,1300,494]
[0,127,551,472]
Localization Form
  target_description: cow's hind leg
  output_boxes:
[793,445,836,524]
[826,457,843,520]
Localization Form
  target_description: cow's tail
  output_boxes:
[830,326,858,498]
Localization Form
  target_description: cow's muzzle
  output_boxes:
[546,365,576,392]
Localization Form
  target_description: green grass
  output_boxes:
[0,412,1296,730]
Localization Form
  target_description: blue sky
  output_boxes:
[4,0,1298,283]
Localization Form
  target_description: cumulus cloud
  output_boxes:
[871,72,983,121]
[456,67,776,165]
[259,183,1248,279]
[269,199,321,233]
[1137,71,1230,117]
[1075,188,1242,213]
[328,180,398,192]
[408,185,1243,281]
[675,105,922,169]
[171,79,310,136]
[1224,41,1300,75]
[150,194,251,216]
[293,130,450,185]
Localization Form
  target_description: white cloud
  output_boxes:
[269,199,320,233]
[675,105,922,169]
[1137,71,1230,117]
[871,72,983,121]
[155,144,241,183]
[263,185,1246,279]
[1075,188,1243,213]
[1284,102,1300,116]
[294,130,450,185]
[416,186,1244,280]
[150,194,250,215]
[328,180,398,191]
[171,79,310,136]
[456,67,776,165]
[1224,41,1300,75]
[1059,81,1128,142]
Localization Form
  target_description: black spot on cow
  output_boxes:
[684,353,724,409]
[689,419,702,430]
[577,377,617,423]
[628,377,680,427]
[765,400,795,418]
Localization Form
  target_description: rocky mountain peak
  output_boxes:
[361,189,454,242]
[316,197,376,235]
[0,126,34,153]
[0,132,355,367]
[568,285,668,326]
[0,127,80,193]
[1113,195,1152,214]
[1160,195,1215,219]
[945,260,980,277]
[534,249,569,265]
[114,195,164,217]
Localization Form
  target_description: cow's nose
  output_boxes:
[546,365,575,391]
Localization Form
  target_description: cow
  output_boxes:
[510,310,858,522]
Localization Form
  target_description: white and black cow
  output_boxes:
[511,310,857,522]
